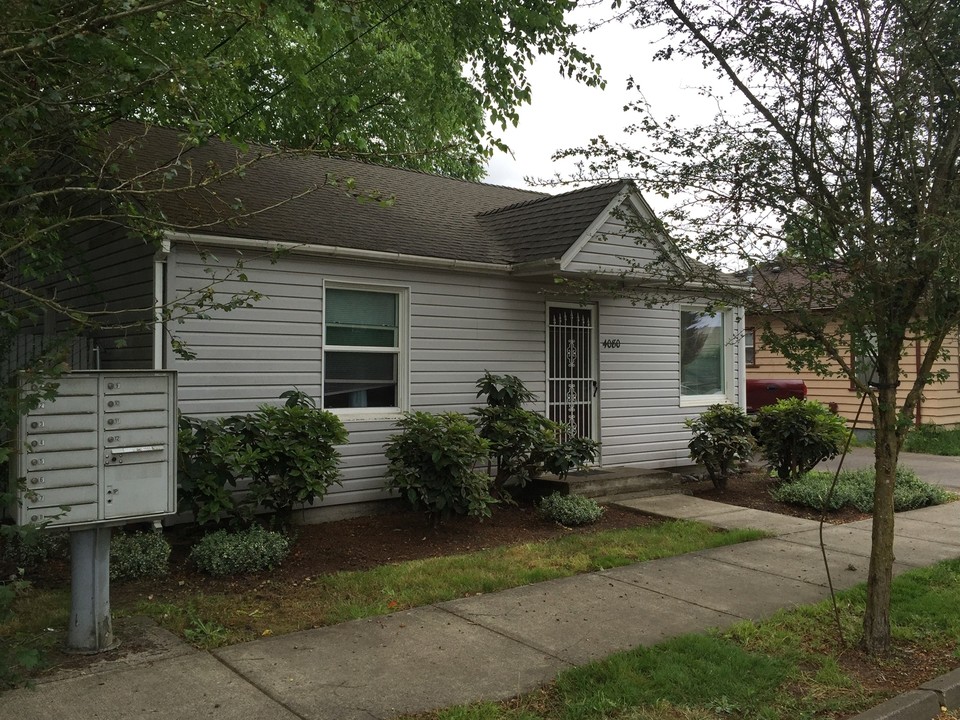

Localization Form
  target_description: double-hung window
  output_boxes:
[680,307,728,403]
[323,285,405,413]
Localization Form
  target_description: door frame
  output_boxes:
[544,302,601,448]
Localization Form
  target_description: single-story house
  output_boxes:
[745,266,960,428]
[23,123,747,516]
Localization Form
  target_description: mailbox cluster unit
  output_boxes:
[11,371,177,529]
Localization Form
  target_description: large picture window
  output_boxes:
[680,308,725,398]
[323,286,404,411]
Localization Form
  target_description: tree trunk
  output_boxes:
[862,382,899,654]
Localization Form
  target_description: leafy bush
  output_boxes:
[538,492,604,526]
[239,391,349,526]
[685,404,755,490]
[770,466,952,512]
[177,413,245,526]
[178,390,348,527]
[755,398,847,482]
[189,524,291,576]
[473,371,599,495]
[110,530,171,582]
[384,412,495,520]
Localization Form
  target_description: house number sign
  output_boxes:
[601,338,622,349]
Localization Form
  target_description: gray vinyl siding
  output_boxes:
[596,297,744,468]
[565,210,660,274]
[167,239,743,510]
[167,245,547,508]
[13,221,155,370]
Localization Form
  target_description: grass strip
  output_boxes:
[3,520,764,654]
[414,558,960,720]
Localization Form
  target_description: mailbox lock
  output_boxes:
[108,382,119,390]
[30,439,43,448]
[107,418,116,426]
[30,458,42,466]
[107,435,118,443]
[30,421,42,429]
[30,514,40,522]
[30,477,43,485]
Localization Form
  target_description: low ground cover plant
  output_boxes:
[538,492,604,526]
[771,466,952,512]
[189,524,291,576]
[110,530,171,582]
[685,403,754,490]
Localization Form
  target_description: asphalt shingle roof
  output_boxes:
[110,123,629,265]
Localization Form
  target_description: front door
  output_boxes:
[547,305,598,442]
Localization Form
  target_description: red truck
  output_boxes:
[745,378,807,413]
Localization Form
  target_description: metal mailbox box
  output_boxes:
[11,370,177,528]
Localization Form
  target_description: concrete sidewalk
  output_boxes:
[5,498,959,720]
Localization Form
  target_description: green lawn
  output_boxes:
[904,424,960,456]
[409,559,960,720]
[1,520,764,686]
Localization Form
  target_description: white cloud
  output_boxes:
[484,6,719,210]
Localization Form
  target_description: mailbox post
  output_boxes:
[11,371,177,652]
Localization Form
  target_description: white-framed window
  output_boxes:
[323,283,407,416]
[680,307,730,404]
[744,327,757,366]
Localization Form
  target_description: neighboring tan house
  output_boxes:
[17,123,747,517]
[745,267,960,429]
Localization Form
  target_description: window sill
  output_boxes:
[679,394,731,408]
[330,410,405,423]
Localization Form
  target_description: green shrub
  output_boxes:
[685,404,755,490]
[110,530,171,582]
[177,413,245,526]
[538,493,604,526]
[473,371,599,496]
[770,466,952,512]
[189,524,291,576]
[384,411,495,520]
[240,391,349,526]
[178,390,348,527]
[755,398,846,482]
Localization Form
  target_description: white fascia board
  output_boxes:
[164,231,514,275]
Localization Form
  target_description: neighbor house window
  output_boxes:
[680,308,726,399]
[323,286,405,412]
[745,327,756,366]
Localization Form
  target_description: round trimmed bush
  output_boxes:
[538,493,604,526]
[110,530,171,581]
[189,525,291,576]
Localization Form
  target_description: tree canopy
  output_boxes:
[564,0,960,653]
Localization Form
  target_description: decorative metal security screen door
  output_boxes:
[548,306,597,441]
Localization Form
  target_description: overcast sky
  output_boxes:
[483,5,718,211]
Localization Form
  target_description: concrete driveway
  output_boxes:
[817,446,960,491]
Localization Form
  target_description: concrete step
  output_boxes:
[532,465,702,503]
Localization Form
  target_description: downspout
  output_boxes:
[915,338,922,427]
[153,240,171,370]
